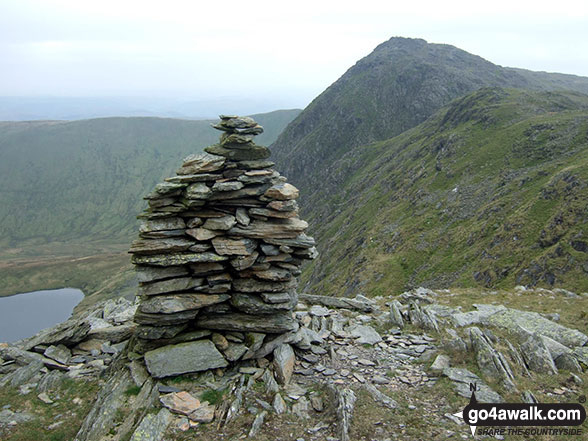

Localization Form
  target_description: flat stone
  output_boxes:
[130,408,171,441]
[230,252,259,271]
[250,267,293,282]
[223,343,248,362]
[233,278,296,293]
[129,238,194,255]
[43,345,71,365]
[184,182,212,199]
[185,228,219,241]
[521,333,558,374]
[482,306,588,347]
[138,277,204,296]
[136,324,188,340]
[190,262,225,276]
[203,215,237,231]
[205,143,270,161]
[249,207,297,219]
[196,312,298,333]
[390,300,405,328]
[145,340,228,378]
[177,153,225,175]
[138,294,230,314]
[442,367,502,403]
[273,344,295,385]
[260,291,294,304]
[139,217,186,233]
[212,237,257,255]
[134,310,199,326]
[350,325,382,345]
[131,252,227,267]
[228,219,308,239]
[189,402,216,423]
[430,354,451,371]
[230,293,296,315]
[136,266,189,283]
[264,183,299,201]
[212,181,244,192]
[236,160,275,170]
[160,391,201,416]
[273,393,287,414]
[166,173,222,183]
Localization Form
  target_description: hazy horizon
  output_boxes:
[2,0,587,119]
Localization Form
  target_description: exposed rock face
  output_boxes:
[128,116,316,377]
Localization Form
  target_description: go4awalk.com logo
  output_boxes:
[453,383,586,438]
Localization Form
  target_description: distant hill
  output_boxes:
[0,109,300,252]
[296,88,588,293]
[271,37,588,201]
[269,37,588,293]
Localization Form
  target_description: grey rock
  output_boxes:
[223,343,248,362]
[203,215,237,231]
[482,306,588,348]
[235,208,250,226]
[273,393,287,414]
[130,408,171,441]
[230,252,259,271]
[43,345,71,365]
[139,217,185,233]
[136,266,189,283]
[177,153,225,175]
[520,333,558,374]
[442,367,503,403]
[138,277,203,296]
[233,277,296,293]
[139,294,229,314]
[264,183,299,201]
[144,340,228,378]
[23,317,91,350]
[231,293,296,315]
[131,252,228,266]
[572,347,588,370]
[363,383,397,409]
[248,410,267,438]
[129,238,195,255]
[228,219,308,240]
[298,293,374,312]
[212,181,244,192]
[75,370,134,441]
[555,353,582,373]
[430,354,451,371]
[349,325,382,345]
[212,237,257,255]
[469,327,516,391]
[0,409,34,425]
[196,312,298,334]
[273,344,295,385]
[0,360,44,388]
[260,243,280,256]
[390,300,405,328]
[134,310,199,326]
[540,335,571,361]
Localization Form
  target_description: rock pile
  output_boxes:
[128,115,317,378]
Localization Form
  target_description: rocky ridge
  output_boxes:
[0,286,586,440]
[128,115,317,378]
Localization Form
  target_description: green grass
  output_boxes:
[0,377,100,441]
[300,88,588,297]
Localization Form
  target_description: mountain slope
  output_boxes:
[298,88,588,294]
[271,37,588,202]
[0,109,300,252]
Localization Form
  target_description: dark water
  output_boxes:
[0,288,84,343]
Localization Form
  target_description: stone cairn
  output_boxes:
[128,115,317,378]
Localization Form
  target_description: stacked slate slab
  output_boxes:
[129,115,317,378]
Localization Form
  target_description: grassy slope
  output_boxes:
[300,88,588,296]
[270,37,588,204]
[0,109,299,301]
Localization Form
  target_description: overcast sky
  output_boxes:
[1,0,588,109]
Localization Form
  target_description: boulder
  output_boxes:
[144,340,228,378]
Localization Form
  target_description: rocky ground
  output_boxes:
[0,286,586,441]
